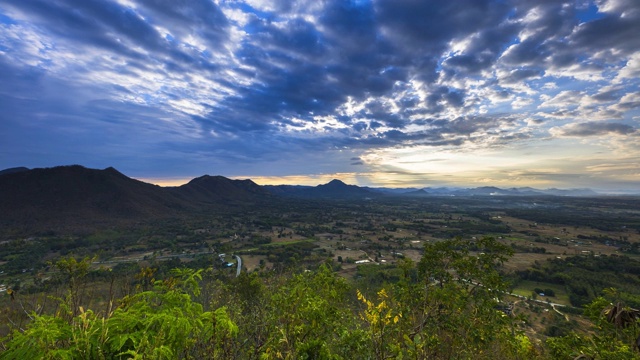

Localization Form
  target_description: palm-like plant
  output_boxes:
[603,302,640,329]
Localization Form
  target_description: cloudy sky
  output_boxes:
[1,0,639,191]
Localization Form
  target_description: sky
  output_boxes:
[0,0,639,191]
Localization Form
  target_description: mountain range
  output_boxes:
[0,165,270,231]
[264,182,599,198]
[0,165,609,231]
[264,179,377,199]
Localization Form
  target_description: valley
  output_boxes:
[1,166,640,357]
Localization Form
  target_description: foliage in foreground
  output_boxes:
[1,237,639,359]
[546,289,640,360]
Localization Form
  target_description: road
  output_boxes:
[235,255,242,277]
[508,292,568,308]
[94,250,217,264]
[462,279,573,314]
[509,292,570,319]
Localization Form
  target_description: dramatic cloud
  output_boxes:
[0,0,639,190]
[551,121,637,137]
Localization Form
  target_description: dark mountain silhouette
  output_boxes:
[401,189,430,197]
[265,180,604,199]
[0,167,29,176]
[264,179,377,199]
[312,179,377,198]
[170,175,270,203]
[421,187,460,195]
[0,166,270,232]
[0,165,187,231]
[0,164,605,234]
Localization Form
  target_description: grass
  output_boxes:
[259,239,313,247]
[511,280,571,306]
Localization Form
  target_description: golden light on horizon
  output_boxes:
[235,173,364,186]
[135,177,192,187]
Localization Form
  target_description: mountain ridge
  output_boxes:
[264,179,377,199]
[0,165,612,198]
[0,164,626,234]
[0,165,270,232]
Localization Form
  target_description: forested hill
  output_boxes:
[168,174,271,203]
[0,165,271,232]
[0,165,184,227]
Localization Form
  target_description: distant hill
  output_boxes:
[401,189,430,197]
[385,185,601,197]
[264,181,602,199]
[541,188,599,197]
[0,165,270,232]
[265,179,378,199]
[170,175,271,203]
[312,179,377,198]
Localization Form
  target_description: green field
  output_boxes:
[511,280,571,306]
[260,239,314,247]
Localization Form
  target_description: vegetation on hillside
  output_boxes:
[2,237,640,359]
[515,255,640,308]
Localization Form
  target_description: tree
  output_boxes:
[546,289,640,359]
[0,267,237,359]
[356,237,533,359]
[260,265,366,359]
[52,255,95,318]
